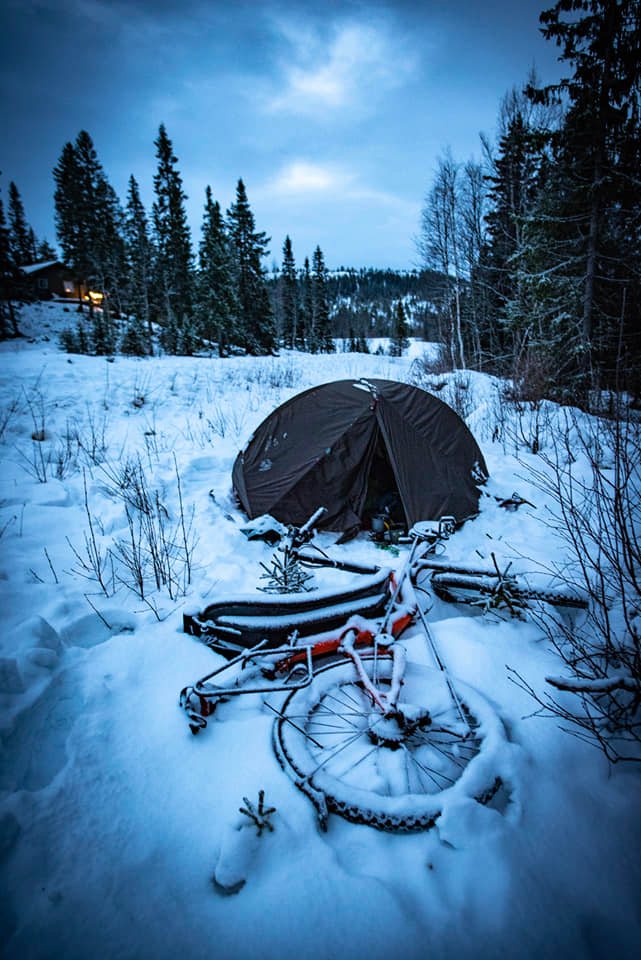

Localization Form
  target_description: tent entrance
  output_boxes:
[362,431,405,529]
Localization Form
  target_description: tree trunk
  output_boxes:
[583,153,601,351]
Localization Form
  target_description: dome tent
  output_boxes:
[232,378,488,534]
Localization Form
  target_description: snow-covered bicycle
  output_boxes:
[180,516,512,831]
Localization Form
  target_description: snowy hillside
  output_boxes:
[0,303,639,960]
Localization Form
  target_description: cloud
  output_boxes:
[267,17,416,115]
[267,161,349,194]
[262,160,419,219]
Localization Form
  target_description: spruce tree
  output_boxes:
[8,183,35,266]
[53,131,125,338]
[0,197,20,338]
[299,256,313,352]
[37,239,57,260]
[280,235,298,349]
[311,245,334,353]
[227,178,276,355]
[123,175,153,353]
[196,185,239,355]
[27,228,38,263]
[484,110,548,381]
[53,142,83,270]
[390,300,410,356]
[152,124,194,353]
[528,0,641,397]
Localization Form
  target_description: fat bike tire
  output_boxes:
[273,655,506,832]
[430,572,588,610]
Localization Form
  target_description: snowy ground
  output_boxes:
[1,302,640,960]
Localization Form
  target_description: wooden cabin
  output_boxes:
[21,261,92,302]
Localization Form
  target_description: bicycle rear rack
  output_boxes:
[179,641,316,734]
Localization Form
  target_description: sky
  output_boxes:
[0,0,565,270]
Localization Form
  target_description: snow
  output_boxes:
[0,301,640,959]
[20,261,61,275]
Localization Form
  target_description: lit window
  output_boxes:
[63,280,74,294]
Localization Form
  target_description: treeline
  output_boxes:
[418,0,640,403]
[1,125,338,357]
[55,125,340,357]
[320,268,443,342]
[267,264,441,350]
[0,184,57,337]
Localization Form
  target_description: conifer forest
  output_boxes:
[2,0,639,409]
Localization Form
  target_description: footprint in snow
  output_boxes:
[0,670,77,792]
[60,610,135,649]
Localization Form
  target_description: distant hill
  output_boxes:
[268,267,447,343]
[325,268,445,340]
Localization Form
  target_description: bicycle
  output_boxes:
[179,514,511,832]
[415,553,589,615]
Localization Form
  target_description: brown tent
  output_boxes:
[232,378,488,533]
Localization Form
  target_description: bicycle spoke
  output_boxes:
[308,729,363,736]
[403,747,413,794]
[399,744,432,792]
[307,720,357,732]
[324,691,367,719]
[309,730,365,776]
[337,684,367,710]
[335,744,379,779]
[315,705,366,720]
[314,705,363,732]
[403,746,456,788]
[323,687,364,711]
[412,730,479,764]
[422,739,468,769]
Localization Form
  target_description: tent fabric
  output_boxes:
[232,378,488,532]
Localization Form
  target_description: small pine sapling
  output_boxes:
[258,545,315,593]
[238,790,276,837]
[212,791,277,894]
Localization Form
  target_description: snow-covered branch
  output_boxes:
[546,674,640,695]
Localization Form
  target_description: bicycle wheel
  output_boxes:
[273,655,507,831]
[431,571,588,610]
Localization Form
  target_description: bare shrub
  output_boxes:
[23,386,46,442]
[15,440,49,483]
[130,372,155,410]
[411,357,475,422]
[506,395,557,456]
[104,454,197,602]
[221,358,303,396]
[50,421,81,479]
[0,394,19,443]
[447,373,475,422]
[486,381,559,456]
[513,407,641,762]
[76,405,109,465]
[410,344,454,381]
[203,401,247,440]
[506,337,560,406]
[67,471,114,596]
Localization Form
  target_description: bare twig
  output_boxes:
[84,593,112,630]
[44,547,59,584]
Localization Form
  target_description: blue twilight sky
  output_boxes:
[0,0,565,269]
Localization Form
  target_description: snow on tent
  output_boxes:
[232,378,488,533]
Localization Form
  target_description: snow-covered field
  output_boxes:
[1,302,639,960]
